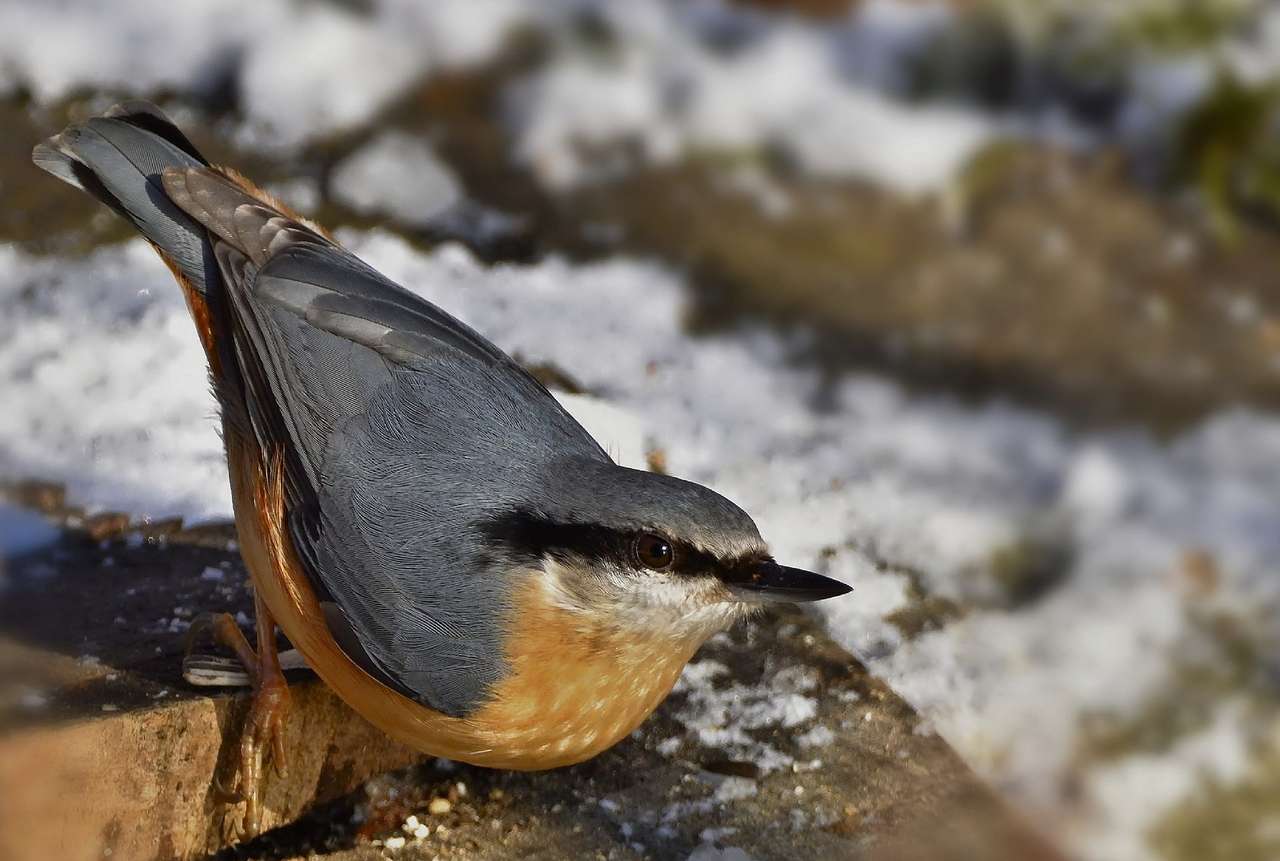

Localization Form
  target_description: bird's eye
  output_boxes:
[634,533,675,570]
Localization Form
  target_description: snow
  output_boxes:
[5,0,1279,201]
[554,393,649,471]
[8,0,1269,197]
[668,658,816,774]
[508,4,995,194]
[0,240,643,518]
[0,0,995,192]
[0,241,230,521]
[795,725,835,749]
[0,0,269,104]
[331,132,463,228]
[1076,701,1253,861]
[236,4,426,147]
[687,843,755,861]
[0,0,530,145]
[713,777,758,803]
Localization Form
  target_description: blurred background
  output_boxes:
[3,1,1280,859]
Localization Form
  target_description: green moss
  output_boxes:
[1076,606,1280,861]
[947,139,1032,232]
[1077,666,1224,764]
[1150,745,1280,861]
[884,594,966,640]
[990,0,1254,55]
[985,536,1072,609]
[1076,608,1274,764]
[904,11,1020,108]
[1174,70,1280,240]
[1120,0,1251,54]
[879,559,966,640]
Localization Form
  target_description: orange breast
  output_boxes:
[465,578,701,767]
[226,433,695,769]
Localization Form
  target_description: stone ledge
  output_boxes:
[0,665,419,861]
[0,498,1062,860]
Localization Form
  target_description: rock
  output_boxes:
[81,512,131,541]
[0,665,419,861]
[0,521,421,861]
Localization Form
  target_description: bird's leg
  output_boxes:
[234,591,291,835]
[184,592,291,838]
[184,611,259,686]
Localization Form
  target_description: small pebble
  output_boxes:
[402,815,429,840]
[428,797,452,815]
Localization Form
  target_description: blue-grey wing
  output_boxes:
[165,166,608,716]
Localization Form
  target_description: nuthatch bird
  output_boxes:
[34,102,851,832]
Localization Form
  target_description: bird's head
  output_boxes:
[483,460,851,645]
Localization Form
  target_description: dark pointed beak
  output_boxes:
[723,559,852,603]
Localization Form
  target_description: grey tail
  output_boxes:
[32,101,216,291]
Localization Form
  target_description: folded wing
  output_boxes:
[164,166,609,716]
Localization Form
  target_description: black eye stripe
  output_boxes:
[480,510,764,578]
[482,512,628,564]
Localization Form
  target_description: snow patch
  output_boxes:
[509,4,995,194]
[330,131,463,227]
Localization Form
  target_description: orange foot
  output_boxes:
[184,597,291,839]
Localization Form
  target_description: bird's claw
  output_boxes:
[181,607,291,839]
[225,671,291,837]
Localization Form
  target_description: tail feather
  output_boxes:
[32,102,214,291]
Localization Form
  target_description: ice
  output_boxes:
[0,504,60,559]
